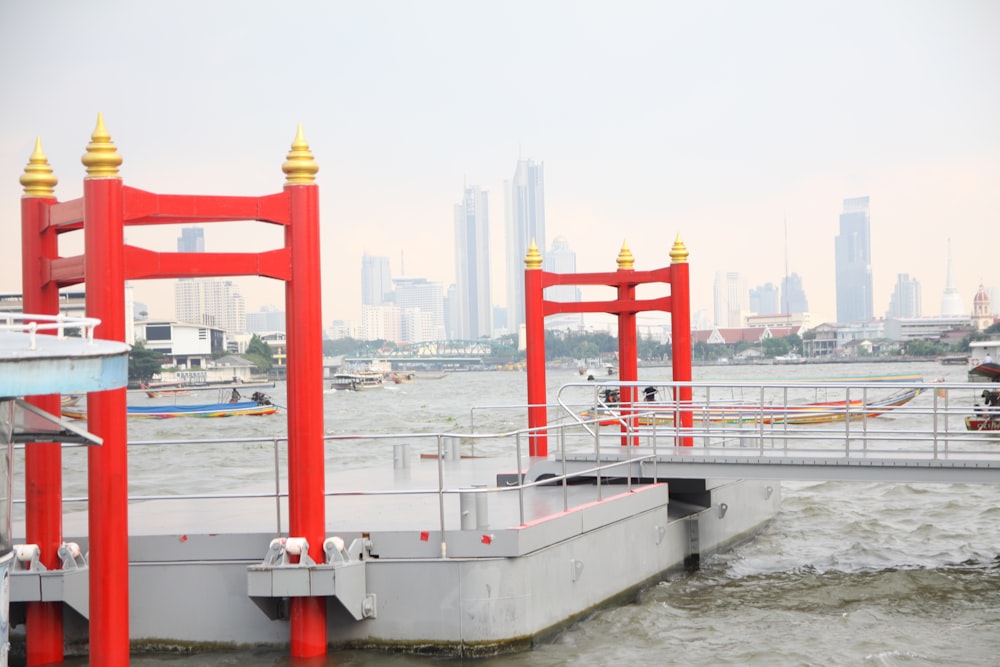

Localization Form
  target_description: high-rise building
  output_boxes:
[361,254,392,306]
[175,280,202,326]
[175,227,206,325]
[177,226,205,253]
[543,236,583,331]
[202,280,246,334]
[940,239,964,316]
[394,277,445,341]
[361,303,401,342]
[328,319,357,340]
[504,159,545,335]
[781,272,809,315]
[834,196,873,323]
[175,279,245,334]
[246,305,286,334]
[886,274,922,319]
[714,272,748,328]
[749,282,780,315]
[454,186,491,340]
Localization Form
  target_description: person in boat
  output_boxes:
[976,389,1000,421]
[985,353,993,365]
[587,374,595,381]
[230,388,241,403]
[643,386,658,402]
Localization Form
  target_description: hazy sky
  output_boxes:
[1,1,997,331]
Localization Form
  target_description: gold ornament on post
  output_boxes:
[283,124,319,185]
[524,239,543,269]
[20,137,58,197]
[616,240,635,270]
[670,233,689,263]
[81,113,122,178]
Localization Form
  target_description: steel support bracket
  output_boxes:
[247,537,375,622]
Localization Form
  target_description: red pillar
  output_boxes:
[523,242,548,457]
[82,116,130,665]
[669,236,693,445]
[282,126,328,656]
[19,139,65,665]
[615,243,638,446]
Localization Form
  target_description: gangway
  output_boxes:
[544,378,1000,486]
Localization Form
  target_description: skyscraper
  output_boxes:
[834,196,873,323]
[202,280,246,333]
[175,227,205,326]
[749,282,780,315]
[505,159,545,335]
[714,272,748,328]
[394,277,446,341]
[543,236,583,331]
[174,280,202,325]
[781,272,809,315]
[175,279,245,334]
[454,186,491,339]
[177,226,205,253]
[361,254,392,306]
[886,274,922,318]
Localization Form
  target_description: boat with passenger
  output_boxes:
[62,391,277,419]
[330,371,384,391]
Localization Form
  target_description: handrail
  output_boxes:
[13,377,1000,554]
[0,312,102,349]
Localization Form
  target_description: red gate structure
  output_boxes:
[523,237,693,456]
[19,115,328,664]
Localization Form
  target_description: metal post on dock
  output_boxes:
[393,443,411,469]
[460,485,488,530]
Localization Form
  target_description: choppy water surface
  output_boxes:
[24,361,1000,666]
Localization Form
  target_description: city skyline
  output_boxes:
[1,2,996,329]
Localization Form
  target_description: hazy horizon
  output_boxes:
[2,1,997,332]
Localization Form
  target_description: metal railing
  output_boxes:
[14,377,1000,555]
[556,378,1000,459]
[0,312,102,349]
[13,414,654,546]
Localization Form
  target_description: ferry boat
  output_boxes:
[330,371,384,391]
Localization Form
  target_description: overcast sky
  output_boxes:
[1,1,997,331]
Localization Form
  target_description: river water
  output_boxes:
[22,360,1000,666]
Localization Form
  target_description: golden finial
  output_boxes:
[81,113,122,178]
[669,233,689,263]
[282,124,319,185]
[20,137,58,197]
[524,239,543,269]
[616,240,634,270]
